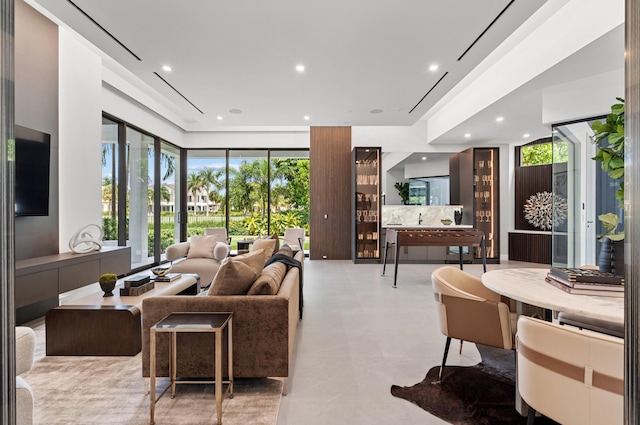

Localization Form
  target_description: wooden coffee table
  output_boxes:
[46,274,200,356]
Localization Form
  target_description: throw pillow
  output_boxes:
[276,244,294,258]
[247,261,287,295]
[187,235,220,259]
[207,249,265,295]
[251,238,276,261]
[212,241,230,261]
[264,233,280,252]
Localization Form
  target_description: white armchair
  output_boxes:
[16,326,36,425]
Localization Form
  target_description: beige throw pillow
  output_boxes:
[207,249,265,295]
[264,234,280,252]
[187,235,220,259]
[247,261,287,295]
[251,238,276,261]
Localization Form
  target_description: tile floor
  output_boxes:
[276,259,548,425]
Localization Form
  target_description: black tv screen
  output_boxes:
[14,125,51,216]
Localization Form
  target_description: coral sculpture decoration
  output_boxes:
[523,191,567,230]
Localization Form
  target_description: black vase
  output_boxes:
[454,210,463,225]
[100,281,116,297]
[598,237,625,276]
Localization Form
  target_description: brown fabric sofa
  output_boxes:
[141,250,303,393]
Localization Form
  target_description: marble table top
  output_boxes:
[481,268,624,324]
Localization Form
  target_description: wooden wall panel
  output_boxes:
[508,232,551,264]
[309,127,352,260]
[514,163,552,230]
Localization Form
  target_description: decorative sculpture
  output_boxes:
[523,191,567,231]
[69,224,104,253]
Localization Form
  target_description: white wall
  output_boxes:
[182,130,309,149]
[58,27,103,252]
[542,69,624,124]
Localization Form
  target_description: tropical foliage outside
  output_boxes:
[101,154,310,256]
[521,141,569,166]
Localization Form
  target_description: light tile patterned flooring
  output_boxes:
[276,259,547,425]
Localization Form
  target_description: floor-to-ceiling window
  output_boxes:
[185,149,310,252]
[158,141,180,259]
[126,127,155,269]
[102,114,183,270]
[101,117,119,246]
[228,150,269,244]
[269,150,309,248]
[185,149,227,236]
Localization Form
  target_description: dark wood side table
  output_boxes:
[150,312,233,425]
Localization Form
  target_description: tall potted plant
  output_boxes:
[591,98,624,274]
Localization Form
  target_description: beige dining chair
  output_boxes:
[516,316,623,425]
[431,266,515,382]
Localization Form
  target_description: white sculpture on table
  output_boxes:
[69,224,104,253]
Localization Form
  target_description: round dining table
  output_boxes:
[481,267,624,325]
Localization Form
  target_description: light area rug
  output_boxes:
[21,323,282,425]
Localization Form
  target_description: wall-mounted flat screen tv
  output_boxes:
[14,125,51,217]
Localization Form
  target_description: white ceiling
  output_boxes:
[30,0,550,131]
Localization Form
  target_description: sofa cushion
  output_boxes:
[247,261,287,295]
[213,241,230,261]
[251,238,276,261]
[187,235,220,259]
[207,249,265,295]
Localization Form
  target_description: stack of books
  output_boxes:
[154,273,182,282]
[545,267,624,298]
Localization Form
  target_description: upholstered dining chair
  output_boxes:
[516,316,623,425]
[431,265,515,382]
[283,228,305,253]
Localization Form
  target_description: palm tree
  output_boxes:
[198,167,224,216]
[159,184,171,203]
[187,172,204,213]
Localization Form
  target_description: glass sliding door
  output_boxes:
[269,150,309,250]
[101,117,119,246]
[552,120,602,267]
[186,150,227,236]
[159,141,180,260]
[127,127,155,269]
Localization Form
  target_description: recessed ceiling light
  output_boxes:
[429,64,439,72]
[229,109,242,114]
[370,109,383,114]
[464,133,471,138]
[296,64,305,72]
[304,115,310,121]
[523,133,530,138]
[217,116,223,120]
[162,65,172,72]
[496,116,504,122]
[422,156,427,160]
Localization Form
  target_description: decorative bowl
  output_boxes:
[151,266,172,277]
[440,219,453,225]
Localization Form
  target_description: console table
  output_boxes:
[15,246,131,324]
[46,274,200,356]
[382,227,486,287]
